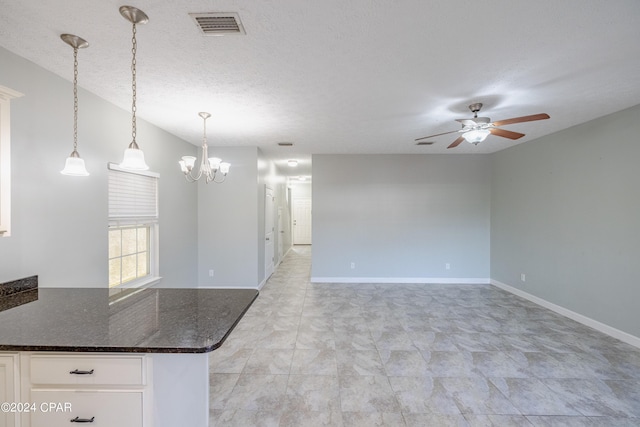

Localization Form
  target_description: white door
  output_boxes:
[265,187,275,279]
[292,198,312,245]
[277,207,284,261]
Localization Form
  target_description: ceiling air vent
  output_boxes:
[416,141,435,146]
[278,142,294,147]
[190,12,246,36]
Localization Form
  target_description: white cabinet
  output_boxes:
[0,354,19,427]
[30,391,143,427]
[19,353,152,427]
[0,351,208,427]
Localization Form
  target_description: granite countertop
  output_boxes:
[0,286,258,353]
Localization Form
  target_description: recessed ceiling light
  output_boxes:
[287,159,298,167]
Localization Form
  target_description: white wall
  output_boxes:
[491,104,640,339]
[290,182,312,199]
[311,154,491,282]
[0,46,199,287]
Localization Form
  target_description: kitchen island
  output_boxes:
[0,282,258,427]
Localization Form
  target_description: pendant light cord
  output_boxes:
[73,47,79,153]
[131,23,137,145]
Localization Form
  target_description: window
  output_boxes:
[108,163,159,288]
[108,225,150,287]
[0,85,24,237]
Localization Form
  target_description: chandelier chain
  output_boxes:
[131,23,137,143]
[72,47,79,152]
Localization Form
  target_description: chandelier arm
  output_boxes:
[212,173,227,184]
[187,167,204,182]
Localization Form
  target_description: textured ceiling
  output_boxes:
[1,0,639,178]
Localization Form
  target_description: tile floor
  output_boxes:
[209,246,640,426]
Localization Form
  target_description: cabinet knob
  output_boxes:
[70,416,95,423]
[69,369,94,375]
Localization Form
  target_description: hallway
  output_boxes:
[209,246,640,426]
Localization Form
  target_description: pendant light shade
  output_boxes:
[60,34,90,176]
[61,151,90,176]
[119,6,149,171]
[120,142,149,170]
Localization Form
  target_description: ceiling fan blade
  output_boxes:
[447,136,465,149]
[490,128,525,140]
[415,129,459,141]
[492,113,550,127]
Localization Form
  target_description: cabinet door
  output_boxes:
[0,355,18,427]
[30,390,143,427]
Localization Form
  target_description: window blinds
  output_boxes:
[108,166,158,219]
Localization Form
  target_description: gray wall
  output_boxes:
[0,46,198,287]
[312,154,491,280]
[491,104,640,337]
[197,146,260,287]
[197,147,292,288]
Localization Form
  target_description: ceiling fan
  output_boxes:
[415,103,550,149]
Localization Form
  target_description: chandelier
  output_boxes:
[179,112,230,183]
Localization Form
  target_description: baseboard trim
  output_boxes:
[490,279,640,349]
[310,277,490,284]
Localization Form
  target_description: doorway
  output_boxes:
[292,197,312,245]
[265,187,275,279]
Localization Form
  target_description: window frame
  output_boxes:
[107,163,160,288]
[0,85,24,237]
[108,221,159,288]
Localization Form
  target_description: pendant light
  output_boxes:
[179,112,230,183]
[119,5,149,171]
[60,34,90,176]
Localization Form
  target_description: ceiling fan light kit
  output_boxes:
[462,129,491,144]
[415,102,550,149]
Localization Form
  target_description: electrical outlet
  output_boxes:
[445,263,450,270]
[520,273,526,282]
[350,262,355,269]
[209,269,214,277]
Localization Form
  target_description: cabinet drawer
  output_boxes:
[30,390,143,427]
[29,355,145,386]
